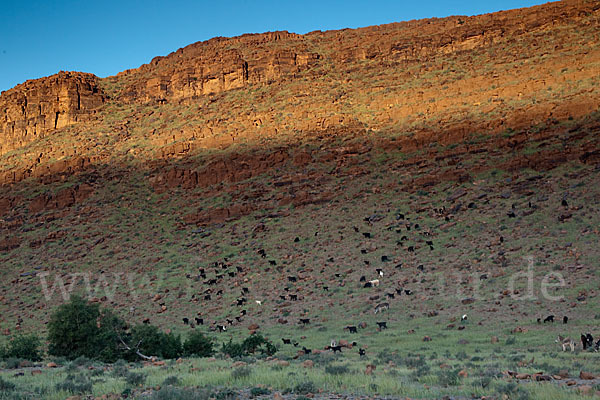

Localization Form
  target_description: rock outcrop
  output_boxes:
[0,71,105,155]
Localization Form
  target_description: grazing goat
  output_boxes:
[369,279,380,287]
[217,325,227,332]
[299,318,311,325]
[288,276,297,282]
[595,339,600,352]
[376,321,388,330]
[195,317,203,325]
[328,345,343,353]
[345,326,358,334]
[302,346,312,355]
[363,282,372,288]
[363,232,371,238]
[255,300,262,306]
[563,316,568,324]
[543,315,554,323]
[359,275,366,282]
[556,335,575,352]
[289,294,298,301]
[182,317,189,325]
[376,268,384,277]
[374,302,390,314]
[282,338,291,345]
[407,246,415,252]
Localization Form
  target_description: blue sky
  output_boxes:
[0,0,547,93]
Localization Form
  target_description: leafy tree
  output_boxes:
[183,331,214,357]
[47,295,125,362]
[0,334,42,361]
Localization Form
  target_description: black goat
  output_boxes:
[346,326,358,334]
[543,315,554,323]
[563,316,568,324]
[182,318,189,325]
[282,338,291,345]
[288,276,297,282]
[328,345,343,353]
[377,321,388,330]
[359,348,366,357]
[299,318,311,325]
[359,275,366,282]
[302,346,312,354]
[195,317,203,325]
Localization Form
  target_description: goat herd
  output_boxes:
[541,315,600,353]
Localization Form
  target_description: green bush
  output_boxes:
[55,373,93,394]
[1,334,43,361]
[183,331,214,357]
[124,371,146,386]
[231,365,252,380]
[250,387,271,397]
[221,334,276,358]
[0,376,16,392]
[127,325,182,360]
[325,364,350,375]
[294,381,317,395]
[48,295,126,362]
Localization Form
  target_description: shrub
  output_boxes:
[124,371,146,386]
[3,357,24,369]
[294,381,317,395]
[162,375,180,386]
[436,368,461,386]
[127,325,182,360]
[112,359,129,377]
[0,377,16,392]
[55,373,93,394]
[250,387,271,397]
[183,331,214,357]
[48,295,126,362]
[1,334,43,361]
[222,334,277,358]
[231,365,252,380]
[325,364,350,375]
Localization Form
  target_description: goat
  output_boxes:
[386,293,395,299]
[543,315,554,323]
[395,288,403,295]
[369,279,380,287]
[328,345,343,353]
[556,335,575,352]
[381,256,389,262]
[374,302,390,314]
[195,317,203,325]
[363,282,373,288]
[288,276,297,282]
[563,316,568,324]
[289,294,298,301]
[407,246,414,252]
[269,260,277,266]
[581,334,589,350]
[461,314,468,322]
[299,318,311,325]
[404,289,413,295]
[282,338,291,345]
[302,346,312,355]
[363,232,371,238]
[182,317,189,325]
[359,348,366,357]
[359,275,366,282]
[345,326,358,334]
[376,268,384,277]
[217,325,227,332]
[255,300,262,306]
[376,321,388,330]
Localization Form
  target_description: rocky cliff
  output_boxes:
[0,71,105,156]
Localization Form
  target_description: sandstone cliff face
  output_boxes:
[0,71,105,155]
[115,31,320,103]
